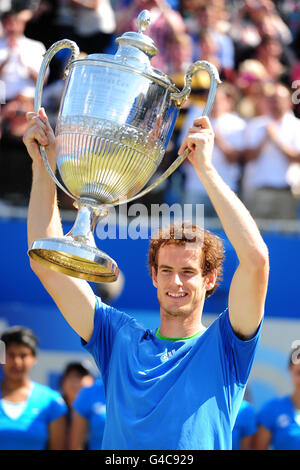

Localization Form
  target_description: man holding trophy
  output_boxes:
[23,11,269,450]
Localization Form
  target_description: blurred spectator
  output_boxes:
[252,34,292,84]
[181,0,231,36]
[70,0,116,55]
[231,0,292,47]
[277,0,300,40]
[0,93,34,204]
[0,326,67,450]
[230,0,293,68]
[178,82,246,217]
[52,0,74,41]
[60,361,95,431]
[187,2,235,81]
[0,9,46,102]
[253,347,300,450]
[24,0,57,48]
[235,59,269,118]
[242,81,300,219]
[115,0,192,74]
[195,30,221,71]
[69,378,106,450]
[24,1,76,85]
[232,399,257,450]
[0,1,13,37]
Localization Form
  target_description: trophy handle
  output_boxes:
[170,60,221,110]
[114,60,221,206]
[34,39,80,200]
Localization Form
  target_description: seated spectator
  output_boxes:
[253,347,300,450]
[178,82,246,217]
[69,378,106,450]
[242,81,300,219]
[0,326,67,450]
[0,9,46,102]
[115,0,192,74]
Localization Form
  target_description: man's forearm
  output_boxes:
[27,162,64,250]
[272,138,300,162]
[197,165,268,266]
[243,139,267,162]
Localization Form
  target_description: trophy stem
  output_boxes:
[28,198,119,283]
[69,198,109,248]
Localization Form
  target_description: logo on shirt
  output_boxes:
[160,348,176,363]
[92,402,106,415]
[277,414,291,428]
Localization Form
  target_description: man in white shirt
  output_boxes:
[243,82,300,219]
[179,82,246,217]
[0,10,46,102]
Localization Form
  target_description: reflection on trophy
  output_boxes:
[28,10,221,283]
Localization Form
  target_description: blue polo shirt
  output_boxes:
[82,297,261,450]
[232,400,257,449]
[73,379,106,450]
[258,395,300,450]
[0,381,67,450]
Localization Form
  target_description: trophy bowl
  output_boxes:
[28,10,221,283]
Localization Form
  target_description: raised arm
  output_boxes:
[23,109,96,342]
[178,117,269,339]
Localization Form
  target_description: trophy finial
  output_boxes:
[137,10,151,33]
[115,8,157,58]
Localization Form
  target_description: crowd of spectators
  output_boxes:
[1,0,300,220]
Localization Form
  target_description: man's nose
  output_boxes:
[172,272,183,286]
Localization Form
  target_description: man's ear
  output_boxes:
[152,266,158,288]
[205,269,217,292]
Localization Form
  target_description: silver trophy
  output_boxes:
[28,10,221,283]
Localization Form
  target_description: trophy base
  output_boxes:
[28,237,119,283]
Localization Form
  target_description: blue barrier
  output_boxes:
[0,216,299,405]
[0,217,299,318]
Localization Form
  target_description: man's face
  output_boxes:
[2,14,26,37]
[196,6,215,28]
[152,243,216,318]
[267,85,291,117]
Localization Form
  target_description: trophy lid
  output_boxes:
[82,10,177,89]
[115,10,158,59]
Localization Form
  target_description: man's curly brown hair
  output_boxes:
[148,222,225,299]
